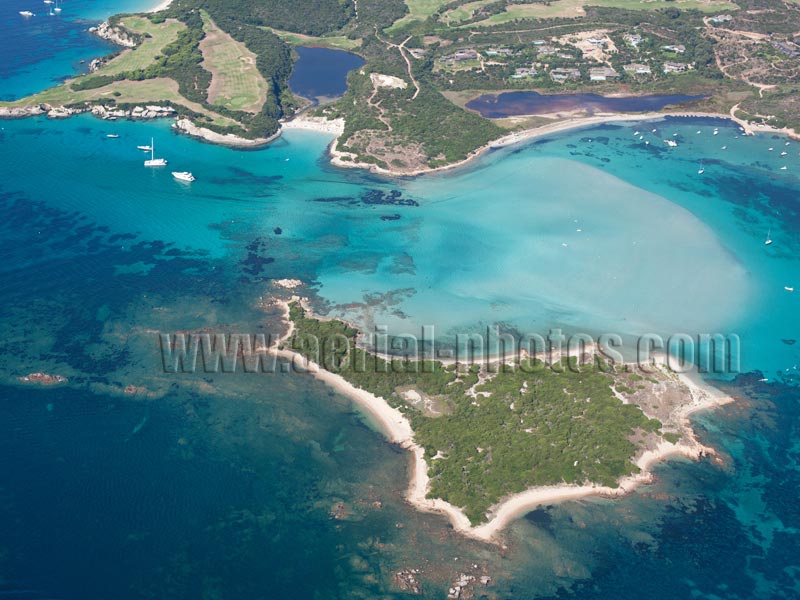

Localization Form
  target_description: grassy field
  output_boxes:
[260,26,361,51]
[1,78,239,127]
[386,0,452,32]
[441,0,498,23]
[463,0,739,25]
[101,16,185,76]
[199,10,268,113]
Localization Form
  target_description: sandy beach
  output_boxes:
[325,107,795,178]
[148,0,173,13]
[267,298,735,544]
[281,115,345,136]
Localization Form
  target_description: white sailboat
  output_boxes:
[785,286,795,292]
[144,138,167,167]
[53,0,61,12]
[172,171,195,182]
[19,10,35,17]
[698,161,705,175]
[765,229,773,246]
[137,144,153,151]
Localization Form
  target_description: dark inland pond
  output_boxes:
[288,46,365,103]
[466,90,705,118]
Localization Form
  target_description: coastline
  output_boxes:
[172,118,279,147]
[148,0,173,13]
[326,108,799,178]
[268,297,734,545]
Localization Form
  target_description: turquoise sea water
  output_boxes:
[0,0,159,100]
[1,5,799,599]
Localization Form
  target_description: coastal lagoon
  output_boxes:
[288,46,365,103]
[466,90,704,118]
[1,4,799,598]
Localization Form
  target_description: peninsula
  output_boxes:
[272,298,731,542]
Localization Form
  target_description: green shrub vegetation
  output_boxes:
[286,303,663,524]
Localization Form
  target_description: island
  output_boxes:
[270,298,731,542]
[2,0,800,173]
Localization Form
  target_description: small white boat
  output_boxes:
[645,141,650,145]
[785,286,795,292]
[639,135,644,140]
[780,166,788,170]
[721,146,727,150]
[634,131,640,136]
[172,171,195,182]
[19,10,35,16]
[696,130,702,134]
[769,147,774,151]
[786,141,791,146]
[765,229,773,245]
[137,145,153,151]
[698,167,705,175]
[781,151,788,156]
[673,133,678,137]
[144,138,167,167]
[106,134,119,139]
[664,139,678,147]
[713,130,719,136]
[44,0,54,4]
[651,129,657,133]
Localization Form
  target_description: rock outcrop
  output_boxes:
[173,118,278,147]
[89,21,137,48]
[91,104,176,120]
[0,105,48,118]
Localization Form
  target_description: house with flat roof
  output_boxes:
[589,66,620,81]
[709,14,733,24]
[512,67,537,79]
[550,67,581,81]
[623,63,651,75]
[623,33,643,47]
[663,61,689,73]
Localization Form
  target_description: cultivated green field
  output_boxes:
[386,0,452,32]
[1,78,238,127]
[199,10,269,113]
[466,0,739,25]
[261,26,361,51]
[101,16,185,76]
[442,0,498,23]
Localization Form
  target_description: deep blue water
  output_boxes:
[0,5,799,600]
[466,90,704,118]
[288,46,365,102]
[0,0,157,100]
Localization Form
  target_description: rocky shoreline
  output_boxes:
[0,103,177,120]
[172,118,278,147]
[89,21,137,48]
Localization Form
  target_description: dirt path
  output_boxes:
[375,31,421,100]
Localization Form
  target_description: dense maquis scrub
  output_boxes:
[285,303,663,524]
[198,0,355,37]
